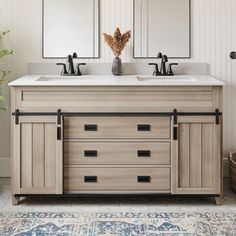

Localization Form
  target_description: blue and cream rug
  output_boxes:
[0,212,235,235]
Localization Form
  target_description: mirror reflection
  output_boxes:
[134,0,190,58]
[43,0,99,58]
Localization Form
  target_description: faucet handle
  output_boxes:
[157,52,163,59]
[167,63,178,76]
[56,63,68,75]
[162,55,168,62]
[149,63,160,76]
[76,63,86,76]
[73,52,78,58]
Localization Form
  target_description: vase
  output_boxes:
[112,57,122,76]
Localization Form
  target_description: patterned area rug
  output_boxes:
[0,212,235,236]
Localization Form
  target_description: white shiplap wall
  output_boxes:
[0,0,235,176]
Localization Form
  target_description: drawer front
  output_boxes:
[64,141,171,165]
[64,116,171,139]
[17,87,216,111]
[64,167,171,192]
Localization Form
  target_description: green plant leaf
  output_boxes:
[0,30,13,111]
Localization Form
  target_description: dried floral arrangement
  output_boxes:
[103,27,131,57]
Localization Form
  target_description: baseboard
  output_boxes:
[0,158,11,177]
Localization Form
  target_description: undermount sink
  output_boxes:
[136,76,198,82]
[36,76,95,82]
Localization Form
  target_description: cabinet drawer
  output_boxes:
[64,141,171,165]
[64,116,171,139]
[64,167,171,192]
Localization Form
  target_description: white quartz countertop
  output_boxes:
[8,75,225,87]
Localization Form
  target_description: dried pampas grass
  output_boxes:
[103,27,131,57]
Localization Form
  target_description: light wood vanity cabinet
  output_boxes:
[11,86,223,205]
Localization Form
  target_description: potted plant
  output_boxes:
[103,27,131,76]
[0,30,13,110]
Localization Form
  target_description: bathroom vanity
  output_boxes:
[9,75,224,205]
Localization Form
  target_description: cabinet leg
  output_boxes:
[12,196,20,205]
[215,196,224,205]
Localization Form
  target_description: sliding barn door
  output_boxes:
[172,116,221,194]
[13,116,63,195]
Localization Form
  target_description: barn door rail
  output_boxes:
[12,109,222,125]
[173,109,221,125]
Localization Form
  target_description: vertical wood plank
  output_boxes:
[56,121,63,194]
[215,121,222,194]
[32,123,45,188]
[201,123,214,188]
[189,124,202,188]
[20,123,32,188]
[178,123,190,188]
[13,112,21,194]
[44,124,56,188]
[11,88,19,194]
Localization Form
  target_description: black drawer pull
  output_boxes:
[173,127,178,140]
[57,127,61,140]
[138,124,151,131]
[137,176,151,183]
[84,124,97,131]
[84,176,97,183]
[84,150,98,157]
[137,150,151,157]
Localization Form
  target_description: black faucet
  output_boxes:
[158,53,168,75]
[56,52,86,76]
[148,63,161,76]
[149,52,178,76]
[67,54,75,75]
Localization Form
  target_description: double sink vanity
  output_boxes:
[5,0,225,206]
[9,68,224,205]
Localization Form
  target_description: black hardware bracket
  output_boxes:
[215,109,220,125]
[57,127,62,140]
[57,109,62,125]
[14,109,20,125]
[173,127,178,140]
[173,109,178,125]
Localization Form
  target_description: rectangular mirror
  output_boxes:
[43,0,100,58]
[134,0,190,58]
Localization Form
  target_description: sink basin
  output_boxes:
[36,76,96,82]
[137,76,198,82]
